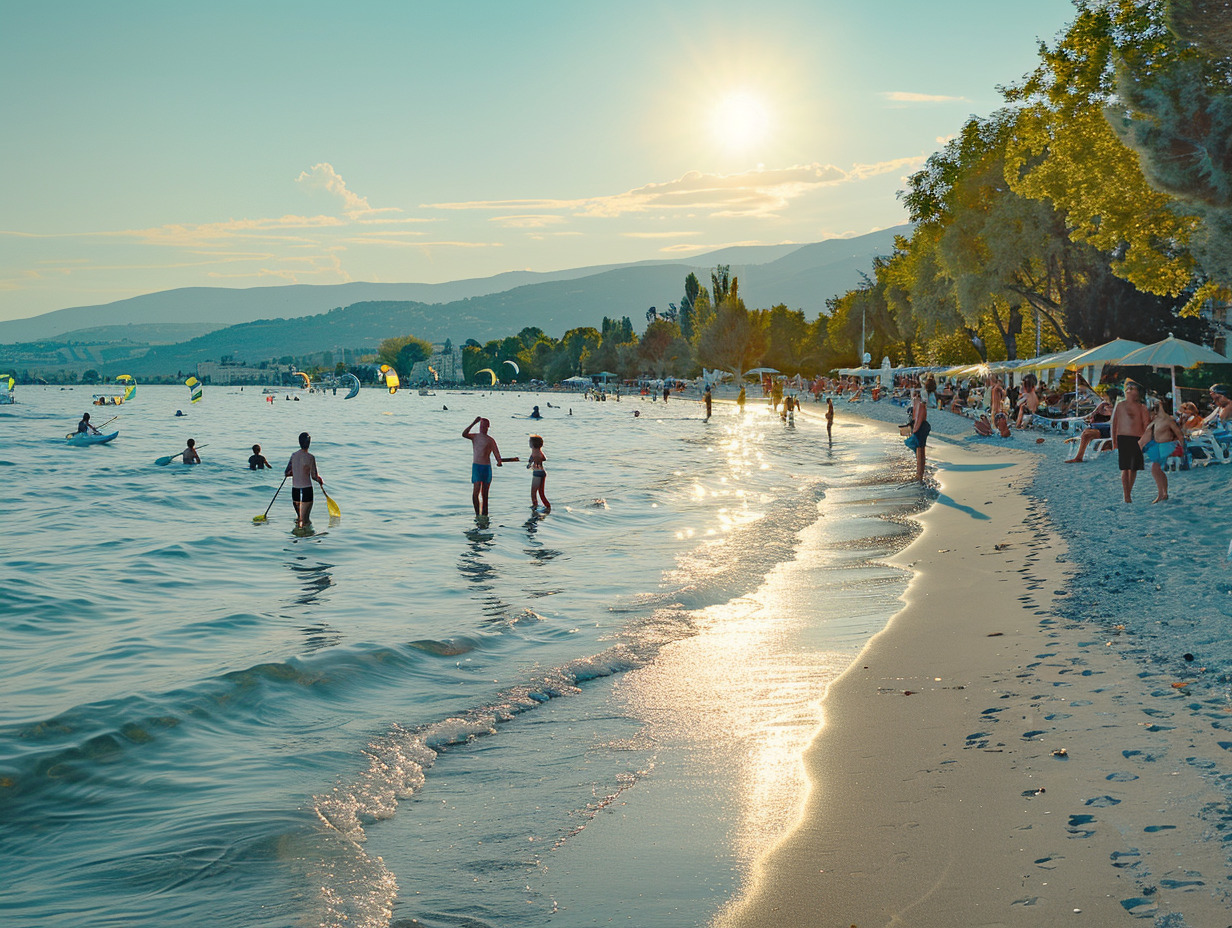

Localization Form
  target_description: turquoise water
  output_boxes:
[1,386,924,927]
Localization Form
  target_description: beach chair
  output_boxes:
[1184,431,1231,466]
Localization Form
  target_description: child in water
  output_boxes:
[527,434,550,512]
[248,443,271,469]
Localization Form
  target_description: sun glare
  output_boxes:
[712,92,771,152]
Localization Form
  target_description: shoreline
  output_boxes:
[718,404,1232,925]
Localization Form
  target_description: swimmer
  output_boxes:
[530,405,542,419]
[248,443,271,470]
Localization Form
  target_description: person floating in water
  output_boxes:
[175,409,186,417]
[248,443,271,470]
[463,416,506,517]
[530,405,542,419]
[285,431,325,527]
[703,385,712,421]
[182,438,201,465]
[76,412,100,435]
[527,434,550,512]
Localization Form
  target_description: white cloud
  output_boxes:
[295,162,385,218]
[881,91,969,104]
[490,214,568,229]
[422,162,913,220]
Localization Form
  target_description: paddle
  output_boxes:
[66,414,118,439]
[322,486,341,519]
[253,475,288,523]
[154,443,208,466]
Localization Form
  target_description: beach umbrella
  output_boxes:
[1063,338,1146,388]
[1117,334,1230,406]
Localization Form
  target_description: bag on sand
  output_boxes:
[904,432,920,451]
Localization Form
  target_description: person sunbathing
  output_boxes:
[1178,402,1205,431]
[1064,392,1116,462]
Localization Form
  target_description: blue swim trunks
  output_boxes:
[1144,440,1180,465]
[472,463,493,485]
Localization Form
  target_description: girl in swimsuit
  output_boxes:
[527,434,550,512]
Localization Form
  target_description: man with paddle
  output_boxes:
[463,416,517,518]
[285,431,325,528]
[76,412,101,435]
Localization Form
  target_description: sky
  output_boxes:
[0,0,1078,323]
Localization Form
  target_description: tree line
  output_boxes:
[826,0,1232,369]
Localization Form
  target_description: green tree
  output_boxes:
[81,369,100,384]
[638,318,683,377]
[694,286,765,380]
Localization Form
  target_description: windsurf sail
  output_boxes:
[379,364,400,394]
[342,372,360,399]
[503,360,520,376]
[116,374,136,403]
[475,367,498,386]
[185,376,203,403]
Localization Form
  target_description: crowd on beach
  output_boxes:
[820,369,1232,504]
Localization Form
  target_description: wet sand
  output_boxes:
[718,411,1231,926]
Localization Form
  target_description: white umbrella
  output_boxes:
[1117,334,1230,405]
[1063,338,1147,388]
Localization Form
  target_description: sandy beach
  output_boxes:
[718,397,1232,926]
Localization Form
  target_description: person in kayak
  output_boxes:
[76,413,100,435]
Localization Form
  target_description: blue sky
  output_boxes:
[0,0,1077,322]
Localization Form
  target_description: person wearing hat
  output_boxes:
[1203,383,1232,429]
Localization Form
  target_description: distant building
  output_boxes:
[196,359,289,385]
[409,344,464,384]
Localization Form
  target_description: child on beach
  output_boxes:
[1140,400,1186,503]
[1110,379,1151,503]
[527,434,550,512]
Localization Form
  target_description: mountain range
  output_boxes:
[0,226,905,376]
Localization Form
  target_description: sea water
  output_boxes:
[0,386,925,928]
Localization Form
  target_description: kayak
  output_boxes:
[66,430,118,446]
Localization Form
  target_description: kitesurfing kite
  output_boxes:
[475,367,498,386]
[379,364,400,394]
[341,372,360,399]
[294,371,311,390]
[185,376,203,404]
[503,360,520,376]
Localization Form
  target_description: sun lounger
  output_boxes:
[1184,431,1231,466]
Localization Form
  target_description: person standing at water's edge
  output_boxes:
[907,389,930,482]
[285,432,324,527]
[737,385,746,411]
[463,416,503,517]
[826,397,834,441]
[704,385,712,421]
[1110,379,1150,504]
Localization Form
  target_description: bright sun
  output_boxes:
[712,92,771,152]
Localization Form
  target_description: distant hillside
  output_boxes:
[57,322,225,344]
[1,228,906,344]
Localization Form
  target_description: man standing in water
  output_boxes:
[463,416,505,517]
[285,431,325,527]
[703,385,712,421]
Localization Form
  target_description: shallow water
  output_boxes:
[1,386,925,927]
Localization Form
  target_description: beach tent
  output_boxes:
[744,367,780,378]
[561,375,591,387]
[1117,334,1230,406]
[593,372,619,384]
